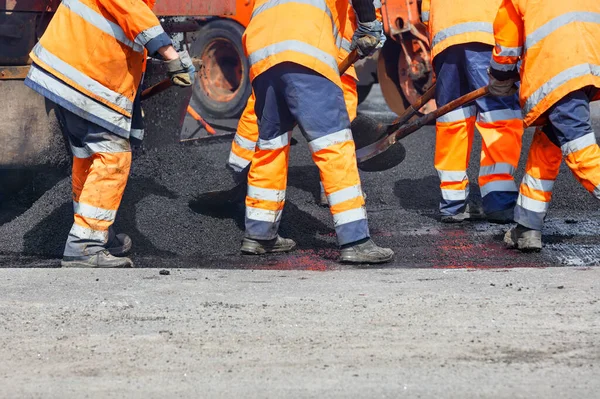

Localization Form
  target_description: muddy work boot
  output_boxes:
[486,208,514,224]
[106,233,132,256]
[339,238,394,264]
[241,235,297,255]
[441,204,485,223]
[61,250,134,268]
[504,224,542,252]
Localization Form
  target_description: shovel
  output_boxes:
[355,85,490,171]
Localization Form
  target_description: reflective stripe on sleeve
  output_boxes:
[246,206,283,223]
[525,12,600,51]
[561,132,597,156]
[517,194,549,213]
[327,185,362,206]
[247,185,286,202]
[332,207,367,227]
[441,189,468,201]
[432,22,493,48]
[480,179,517,197]
[477,109,522,123]
[341,38,352,52]
[495,45,522,57]
[248,40,339,76]
[61,0,144,53]
[134,25,166,47]
[490,58,518,72]
[372,0,382,9]
[436,105,476,123]
[479,163,516,177]
[69,223,109,242]
[522,173,555,192]
[73,201,117,221]
[421,11,429,23]
[308,129,353,153]
[257,132,289,150]
[437,170,467,182]
[234,133,257,151]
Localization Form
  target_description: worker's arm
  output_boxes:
[350,0,383,57]
[489,0,523,81]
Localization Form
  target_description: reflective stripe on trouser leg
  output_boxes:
[228,94,259,177]
[514,129,561,230]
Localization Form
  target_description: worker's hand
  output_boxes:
[165,51,196,87]
[487,69,518,97]
[351,20,384,58]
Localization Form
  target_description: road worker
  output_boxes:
[488,0,600,251]
[421,0,524,223]
[227,1,383,206]
[240,0,393,263]
[24,0,195,268]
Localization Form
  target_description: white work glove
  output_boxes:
[165,50,196,87]
[487,68,518,97]
[351,20,384,58]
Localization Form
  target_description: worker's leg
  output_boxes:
[434,45,476,219]
[227,93,259,184]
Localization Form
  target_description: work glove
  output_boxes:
[351,20,384,58]
[487,68,519,97]
[165,50,195,87]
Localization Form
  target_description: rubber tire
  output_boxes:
[189,20,251,119]
[357,83,373,104]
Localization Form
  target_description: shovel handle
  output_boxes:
[389,84,437,130]
[141,78,173,101]
[338,49,360,75]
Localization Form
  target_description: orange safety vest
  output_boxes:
[243,0,349,88]
[492,0,600,126]
[421,0,501,59]
[25,0,166,137]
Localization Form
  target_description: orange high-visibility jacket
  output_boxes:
[25,0,171,138]
[491,0,600,126]
[421,0,501,59]
[243,0,349,88]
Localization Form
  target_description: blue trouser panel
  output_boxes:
[434,43,522,215]
[248,62,369,245]
[514,87,598,230]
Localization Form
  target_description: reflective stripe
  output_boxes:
[441,189,468,201]
[134,25,165,47]
[522,173,555,192]
[479,163,516,177]
[490,58,518,72]
[341,38,352,52]
[234,133,257,151]
[69,223,108,242]
[130,128,144,140]
[432,22,493,48]
[517,194,549,213]
[372,0,382,9]
[228,152,251,170]
[524,64,600,116]
[526,12,600,51]
[593,184,600,199]
[327,184,362,206]
[248,40,339,76]
[480,179,517,197]
[73,201,117,221]
[332,207,367,227]
[246,206,282,223]
[61,0,143,53]
[421,11,429,23]
[69,145,92,159]
[308,129,353,153]
[247,185,286,202]
[477,109,522,123]
[437,170,467,182]
[257,132,289,150]
[32,44,133,113]
[495,45,522,57]
[561,132,597,156]
[68,137,130,158]
[436,105,476,123]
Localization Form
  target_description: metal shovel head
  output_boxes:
[351,114,406,172]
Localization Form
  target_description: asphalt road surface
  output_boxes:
[1,86,599,397]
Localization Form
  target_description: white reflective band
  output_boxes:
[526,12,600,51]
[234,133,257,151]
[421,11,429,23]
[372,0,382,9]
[69,143,92,159]
[69,223,108,242]
[61,0,143,53]
[130,128,144,140]
[332,207,367,227]
[32,44,133,113]
[228,152,251,171]
[432,22,493,48]
[86,139,131,154]
[495,45,522,57]
[246,206,282,223]
[441,189,468,201]
[327,185,362,206]
[437,170,467,182]
[522,173,555,192]
[249,40,339,76]
[524,64,600,116]
[593,184,600,199]
[257,132,289,150]
[480,179,517,197]
[73,201,117,221]
[479,163,516,177]
[436,105,476,123]
[490,58,518,72]
[341,38,351,52]
[308,129,353,153]
[561,132,597,156]
[517,194,549,213]
[247,185,286,202]
[134,25,165,47]
[477,109,522,123]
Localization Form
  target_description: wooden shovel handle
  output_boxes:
[389,84,437,130]
[338,49,360,75]
[141,78,173,101]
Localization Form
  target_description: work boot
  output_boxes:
[106,233,132,256]
[339,238,394,264]
[241,235,297,255]
[61,250,134,268]
[504,224,542,252]
[440,204,485,223]
[486,208,515,224]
